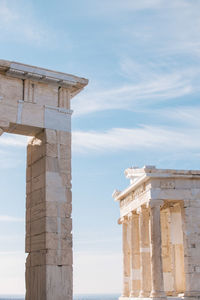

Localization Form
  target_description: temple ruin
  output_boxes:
[0,60,88,300]
[113,166,200,300]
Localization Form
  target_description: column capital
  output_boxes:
[127,211,138,220]
[119,216,129,224]
[136,204,148,214]
[148,199,164,208]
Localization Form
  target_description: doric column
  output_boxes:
[122,217,130,297]
[138,206,151,297]
[129,212,141,297]
[149,200,166,299]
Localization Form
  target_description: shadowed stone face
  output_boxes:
[0,60,88,300]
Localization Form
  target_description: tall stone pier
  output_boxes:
[0,60,88,300]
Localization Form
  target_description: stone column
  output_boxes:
[130,212,141,297]
[170,204,185,295]
[181,201,200,300]
[122,217,130,297]
[138,206,151,297]
[149,200,166,299]
[25,129,72,300]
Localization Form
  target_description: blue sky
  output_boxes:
[0,0,200,295]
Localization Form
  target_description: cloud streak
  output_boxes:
[0,215,24,222]
[72,69,197,116]
[72,125,200,154]
[0,0,68,47]
[0,134,28,147]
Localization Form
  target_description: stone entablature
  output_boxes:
[0,60,88,135]
[0,60,88,300]
[113,166,200,300]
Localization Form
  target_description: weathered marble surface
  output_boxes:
[0,60,88,300]
[114,166,200,300]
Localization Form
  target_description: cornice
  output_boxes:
[0,60,88,91]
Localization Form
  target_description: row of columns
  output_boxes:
[122,200,166,299]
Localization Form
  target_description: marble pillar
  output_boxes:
[130,212,141,297]
[138,206,151,297]
[122,218,130,297]
[149,200,166,299]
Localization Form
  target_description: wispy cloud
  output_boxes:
[72,68,197,116]
[86,0,162,15]
[72,125,200,154]
[0,0,69,47]
[0,134,28,147]
[0,215,24,222]
[119,0,200,58]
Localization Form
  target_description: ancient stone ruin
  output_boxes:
[113,166,200,300]
[0,60,88,300]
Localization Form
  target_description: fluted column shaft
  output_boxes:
[149,200,166,299]
[130,213,141,297]
[138,206,151,297]
[122,219,130,297]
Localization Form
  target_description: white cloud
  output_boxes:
[0,134,27,168]
[158,106,200,128]
[0,215,24,222]
[0,0,18,24]
[82,0,162,17]
[0,0,68,47]
[72,125,200,154]
[0,251,26,295]
[0,134,28,147]
[122,0,200,58]
[72,68,197,116]
[74,251,122,294]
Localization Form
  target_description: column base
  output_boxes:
[130,291,140,297]
[119,297,166,300]
[119,297,174,300]
[182,291,200,300]
[150,291,167,299]
[139,291,151,298]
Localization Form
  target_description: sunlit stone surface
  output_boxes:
[113,166,200,300]
[0,60,88,300]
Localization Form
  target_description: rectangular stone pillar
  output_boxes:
[130,212,141,297]
[25,129,72,300]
